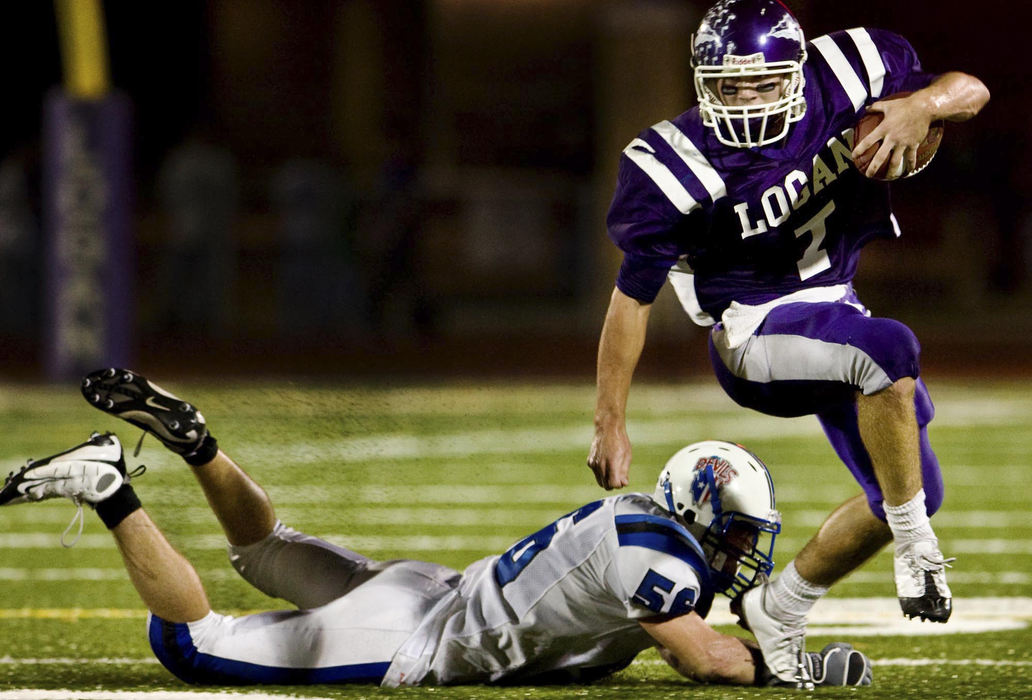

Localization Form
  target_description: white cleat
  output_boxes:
[895,539,954,622]
[0,433,135,547]
[0,433,127,507]
[740,583,814,689]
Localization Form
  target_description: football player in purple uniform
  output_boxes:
[587,0,989,685]
[0,369,873,688]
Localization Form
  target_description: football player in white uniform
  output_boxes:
[1,368,871,688]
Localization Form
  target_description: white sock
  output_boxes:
[766,560,829,621]
[884,488,936,549]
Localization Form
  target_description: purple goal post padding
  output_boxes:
[42,89,134,381]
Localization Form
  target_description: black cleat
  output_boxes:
[82,368,208,456]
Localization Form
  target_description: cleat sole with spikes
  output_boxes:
[82,368,208,456]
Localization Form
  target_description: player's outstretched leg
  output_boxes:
[81,368,216,463]
[857,378,953,622]
[1,432,211,622]
[81,368,275,547]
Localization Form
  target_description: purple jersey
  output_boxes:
[607,28,935,323]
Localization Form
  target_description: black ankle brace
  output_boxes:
[184,434,219,466]
[94,483,142,529]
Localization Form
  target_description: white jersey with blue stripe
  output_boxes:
[383,493,713,686]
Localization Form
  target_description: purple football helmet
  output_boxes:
[692,0,807,147]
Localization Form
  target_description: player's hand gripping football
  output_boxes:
[852,91,935,180]
[587,423,631,489]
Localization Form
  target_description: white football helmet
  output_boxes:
[653,440,781,597]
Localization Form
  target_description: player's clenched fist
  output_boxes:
[587,426,631,489]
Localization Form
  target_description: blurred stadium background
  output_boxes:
[0,0,1028,382]
[1,3,1030,697]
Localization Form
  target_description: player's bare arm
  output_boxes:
[589,286,652,489]
[640,612,757,685]
[853,71,990,178]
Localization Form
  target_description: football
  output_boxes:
[852,92,944,181]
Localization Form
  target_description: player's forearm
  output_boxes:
[594,287,651,426]
[660,637,758,685]
[917,71,990,123]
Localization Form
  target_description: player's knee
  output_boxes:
[856,319,921,388]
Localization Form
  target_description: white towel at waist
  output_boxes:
[719,284,861,349]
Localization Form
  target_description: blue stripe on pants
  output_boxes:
[148,614,390,685]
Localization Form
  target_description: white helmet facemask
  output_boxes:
[694,60,806,148]
[691,0,808,148]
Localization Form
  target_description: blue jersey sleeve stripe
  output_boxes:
[614,515,715,619]
[615,514,708,564]
[811,35,868,111]
[622,138,699,215]
[845,28,885,99]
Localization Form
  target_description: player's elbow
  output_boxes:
[962,73,991,116]
[938,71,991,121]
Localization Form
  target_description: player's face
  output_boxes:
[715,77,785,107]
[709,522,756,580]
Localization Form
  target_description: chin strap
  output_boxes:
[662,476,677,513]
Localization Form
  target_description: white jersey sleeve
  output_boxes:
[611,498,714,620]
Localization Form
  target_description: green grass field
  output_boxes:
[0,376,1029,699]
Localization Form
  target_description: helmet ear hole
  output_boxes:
[681,509,695,524]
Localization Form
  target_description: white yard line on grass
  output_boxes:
[0,567,1029,586]
[2,597,1028,634]
[6,531,1032,555]
[873,658,1032,666]
[704,596,1032,636]
[634,657,1032,668]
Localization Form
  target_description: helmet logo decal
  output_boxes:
[689,456,738,506]
[768,14,801,41]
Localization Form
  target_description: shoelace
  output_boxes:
[917,551,957,571]
[779,626,814,689]
[133,431,147,457]
[60,463,147,549]
[906,550,956,589]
